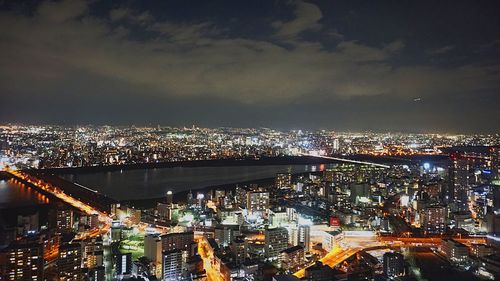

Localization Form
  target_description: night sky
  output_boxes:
[0,0,499,133]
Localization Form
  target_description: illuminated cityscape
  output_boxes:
[1,1,500,281]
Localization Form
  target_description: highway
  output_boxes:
[7,170,112,235]
[5,170,169,239]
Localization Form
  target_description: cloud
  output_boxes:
[384,40,405,53]
[37,0,87,23]
[427,45,455,55]
[273,0,322,39]
[109,7,153,25]
[0,0,498,125]
[109,8,130,21]
[149,22,220,43]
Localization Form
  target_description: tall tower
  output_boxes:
[166,190,173,206]
[451,155,470,213]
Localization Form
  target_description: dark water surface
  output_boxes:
[0,179,49,209]
[62,164,324,200]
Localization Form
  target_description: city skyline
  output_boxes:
[1,1,499,280]
[1,0,499,133]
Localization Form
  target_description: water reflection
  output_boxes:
[0,179,49,208]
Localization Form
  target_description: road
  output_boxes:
[8,170,112,235]
[6,170,170,238]
[294,246,360,278]
[197,238,224,281]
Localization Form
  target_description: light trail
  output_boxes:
[73,182,99,193]
[300,153,391,168]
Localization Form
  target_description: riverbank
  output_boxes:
[35,156,340,174]
[31,154,449,175]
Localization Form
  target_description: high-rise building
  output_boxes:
[247,190,270,214]
[126,207,141,225]
[144,234,162,263]
[235,186,250,208]
[279,245,304,272]
[491,147,499,180]
[265,227,289,260]
[187,191,194,206]
[383,252,405,278]
[214,225,240,247]
[162,249,183,281]
[0,241,44,281]
[322,231,343,252]
[350,183,371,206]
[161,231,194,252]
[440,239,468,263]
[157,202,172,220]
[230,235,247,264]
[275,173,292,189]
[449,155,470,213]
[421,206,446,234]
[213,189,226,206]
[298,225,310,252]
[82,237,104,269]
[87,266,105,281]
[58,242,83,281]
[269,208,289,227]
[115,253,132,277]
[51,208,74,233]
[16,211,39,236]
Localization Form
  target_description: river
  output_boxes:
[61,164,326,200]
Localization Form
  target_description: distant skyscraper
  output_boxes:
[492,147,499,180]
[449,155,470,213]
[383,252,405,278]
